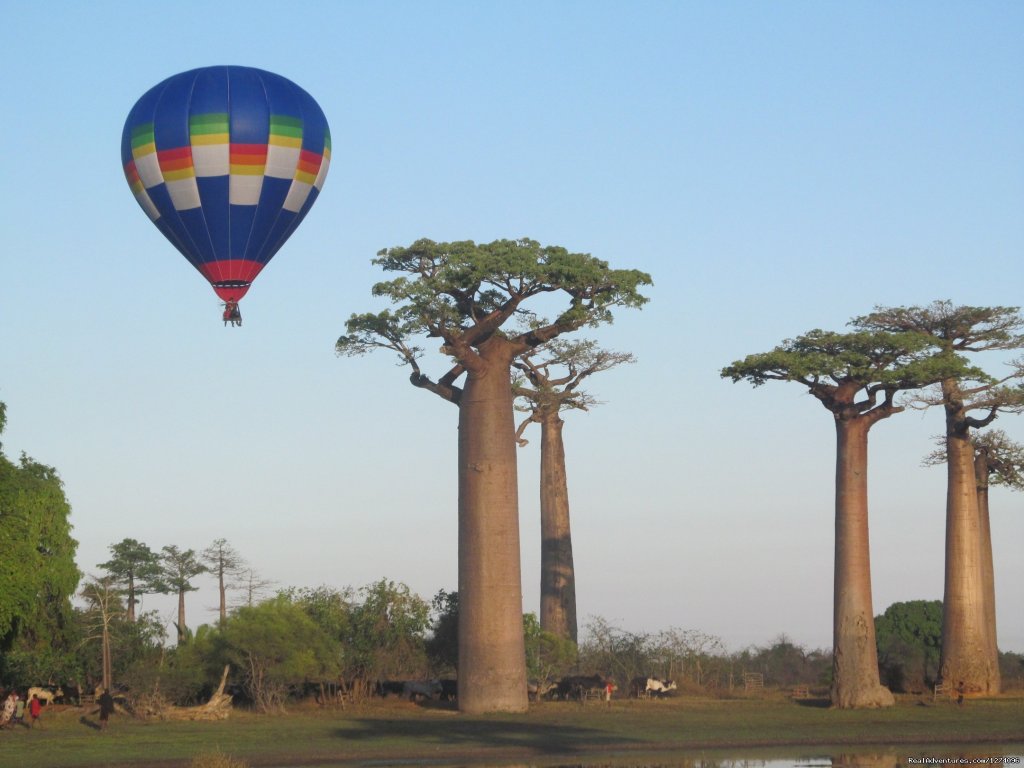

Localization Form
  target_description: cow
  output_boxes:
[552,674,611,701]
[27,687,63,706]
[631,677,677,698]
[402,680,442,701]
[438,679,458,702]
[375,680,405,698]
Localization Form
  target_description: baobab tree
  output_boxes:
[855,301,1024,694]
[927,428,1024,693]
[337,238,650,713]
[98,538,161,623]
[202,538,246,626]
[722,328,970,708]
[157,545,207,644]
[972,429,1024,687]
[513,337,635,643]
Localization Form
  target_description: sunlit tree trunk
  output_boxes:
[539,408,577,643]
[217,569,227,626]
[941,384,998,693]
[457,339,528,713]
[974,450,1001,693]
[831,417,894,708]
[177,589,187,645]
[102,623,112,692]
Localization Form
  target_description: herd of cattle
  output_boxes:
[374,675,678,702]
[14,685,98,707]
[13,676,678,708]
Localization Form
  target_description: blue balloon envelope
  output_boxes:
[122,66,331,305]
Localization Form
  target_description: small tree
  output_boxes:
[337,238,650,712]
[229,568,275,610]
[425,589,459,675]
[513,338,635,643]
[99,539,162,623]
[79,576,125,692]
[578,616,654,687]
[344,579,430,685]
[202,538,246,626]
[874,600,943,692]
[158,546,207,645]
[218,598,340,713]
[522,612,577,686]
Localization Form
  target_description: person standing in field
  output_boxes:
[97,689,115,731]
[28,693,42,728]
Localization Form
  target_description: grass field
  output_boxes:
[0,693,1021,768]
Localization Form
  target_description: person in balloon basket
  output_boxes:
[222,300,242,327]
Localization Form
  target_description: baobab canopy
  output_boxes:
[121,66,331,319]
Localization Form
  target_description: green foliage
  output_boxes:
[425,589,458,673]
[523,612,577,683]
[365,238,650,331]
[732,635,832,688]
[874,600,942,692]
[998,650,1024,689]
[98,538,163,613]
[218,597,340,712]
[976,430,1024,489]
[342,579,430,683]
[852,302,1024,414]
[158,545,207,594]
[287,584,355,642]
[0,409,80,664]
[852,301,1024,353]
[337,238,651,388]
[721,328,976,398]
[124,624,221,706]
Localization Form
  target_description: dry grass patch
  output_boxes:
[190,748,249,768]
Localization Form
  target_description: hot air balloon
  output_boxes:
[121,66,331,325]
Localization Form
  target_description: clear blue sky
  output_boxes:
[2,1,1022,653]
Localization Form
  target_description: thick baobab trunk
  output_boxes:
[941,413,998,693]
[974,454,1001,693]
[457,341,528,713]
[831,417,894,708]
[539,409,578,643]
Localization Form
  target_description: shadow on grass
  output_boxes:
[78,715,102,731]
[335,718,640,755]
[794,697,830,709]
